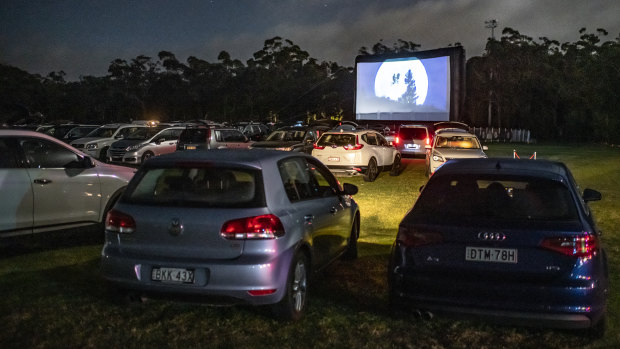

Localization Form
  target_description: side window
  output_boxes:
[0,138,19,168]
[20,138,80,168]
[366,132,378,145]
[279,158,312,202]
[307,159,338,197]
[377,133,389,146]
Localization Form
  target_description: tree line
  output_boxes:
[1,28,619,143]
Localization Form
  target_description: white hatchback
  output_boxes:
[312,129,401,182]
[425,128,488,176]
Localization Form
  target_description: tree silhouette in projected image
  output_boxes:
[399,69,418,105]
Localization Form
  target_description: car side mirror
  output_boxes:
[341,183,358,196]
[65,155,95,169]
[583,188,602,202]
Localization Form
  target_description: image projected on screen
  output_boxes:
[356,56,450,121]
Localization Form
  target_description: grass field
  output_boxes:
[1,143,618,348]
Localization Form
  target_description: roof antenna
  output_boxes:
[495,161,501,170]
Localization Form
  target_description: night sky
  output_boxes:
[1,0,619,80]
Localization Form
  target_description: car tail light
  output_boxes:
[397,225,443,247]
[425,137,430,145]
[220,214,285,240]
[344,135,364,150]
[313,144,325,150]
[540,233,598,257]
[394,136,401,145]
[105,209,136,234]
[248,289,277,296]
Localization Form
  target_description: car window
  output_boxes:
[218,130,246,142]
[399,127,427,139]
[377,133,389,146]
[278,157,336,201]
[435,135,480,149]
[0,138,19,168]
[158,129,181,141]
[117,126,143,139]
[317,133,356,147]
[365,132,378,145]
[306,159,338,197]
[124,166,264,208]
[179,129,208,143]
[19,138,80,168]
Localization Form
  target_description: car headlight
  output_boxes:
[432,153,444,162]
[85,143,98,150]
[127,144,146,151]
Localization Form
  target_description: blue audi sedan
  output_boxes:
[101,149,360,320]
[388,158,608,335]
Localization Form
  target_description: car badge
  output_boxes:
[477,232,506,241]
[169,218,184,236]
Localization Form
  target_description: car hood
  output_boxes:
[251,141,300,148]
[111,139,145,148]
[434,148,487,159]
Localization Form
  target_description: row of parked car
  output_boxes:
[0,121,608,335]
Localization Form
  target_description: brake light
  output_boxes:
[397,225,443,247]
[540,233,597,257]
[425,137,430,145]
[105,209,136,234]
[220,214,285,240]
[394,136,400,145]
[313,144,325,150]
[344,135,363,150]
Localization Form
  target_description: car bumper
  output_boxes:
[100,244,295,305]
[325,165,368,176]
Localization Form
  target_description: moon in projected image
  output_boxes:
[374,59,428,105]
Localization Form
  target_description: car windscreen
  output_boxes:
[86,127,117,138]
[123,165,265,208]
[412,174,579,223]
[125,127,163,140]
[435,135,480,149]
[317,133,357,147]
[399,127,426,140]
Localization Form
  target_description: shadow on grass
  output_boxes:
[0,225,104,259]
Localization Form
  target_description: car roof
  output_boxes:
[322,129,379,136]
[144,148,311,168]
[435,158,569,178]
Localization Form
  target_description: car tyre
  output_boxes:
[342,216,359,260]
[390,154,401,176]
[363,158,378,182]
[99,147,109,162]
[141,151,154,163]
[273,252,308,321]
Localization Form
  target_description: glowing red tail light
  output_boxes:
[540,233,597,257]
[313,144,325,150]
[397,225,443,247]
[394,136,401,145]
[343,135,363,150]
[425,137,430,145]
[220,214,285,240]
[105,209,136,234]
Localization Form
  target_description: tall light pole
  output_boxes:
[485,19,498,40]
[485,19,498,127]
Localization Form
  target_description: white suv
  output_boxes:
[425,128,488,176]
[71,124,147,162]
[312,129,401,182]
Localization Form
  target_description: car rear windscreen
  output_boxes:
[412,174,579,223]
[317,133,357,147]
[179,129,208,143]
[399,127,426,140]
[123,166,265,208]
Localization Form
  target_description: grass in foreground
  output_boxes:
[0,143,618,348]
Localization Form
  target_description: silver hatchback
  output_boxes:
[101,149,360,319]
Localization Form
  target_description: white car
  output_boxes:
[107,126,184,165]
[0,130,135,238]
[71,124,147,161]
[425,128,488,176]
[312,129,401,182]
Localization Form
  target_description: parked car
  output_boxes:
[392,124,431,158]
[250,125,330,154]
[107,126,184,165]
[388,158,608,335]
[71,124,147,161]
[36,123,82,140]
[101,149,360,320]
[176,126,252,151]
[0,130,135,238]
[241,123,270,141]
[425,128,487,177]
[312,129,401,182]
[62,125,100,143]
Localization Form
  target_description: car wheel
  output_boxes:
[342,216,359,260]
[390,154,401,176]
[273,252,308,321]
[141,151,154,163]
[99,147,109,162]
[363,158,378,182]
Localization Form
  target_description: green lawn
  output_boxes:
[1,143,618,348]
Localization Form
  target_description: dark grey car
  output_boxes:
[101,149,360,320]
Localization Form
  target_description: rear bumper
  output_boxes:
[325,165,368,176]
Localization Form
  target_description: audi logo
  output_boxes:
[477,232,506,241]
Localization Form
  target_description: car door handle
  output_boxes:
[34,179,52,185]
[304,215,314,222]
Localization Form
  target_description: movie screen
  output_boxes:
[356,55,450,121]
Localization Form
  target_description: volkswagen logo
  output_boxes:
[477,232,506,241]
[169,218,184,236]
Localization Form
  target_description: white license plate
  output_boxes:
[328,157,340,162]
[151,267,195,283]
[465,247,517,263]
[405,144,420,149]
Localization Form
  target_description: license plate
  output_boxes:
[465,247,517,263]
[405,144,419,149]
[328,157,340,161]
[185,145,197,150]
[151,267,195,283]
